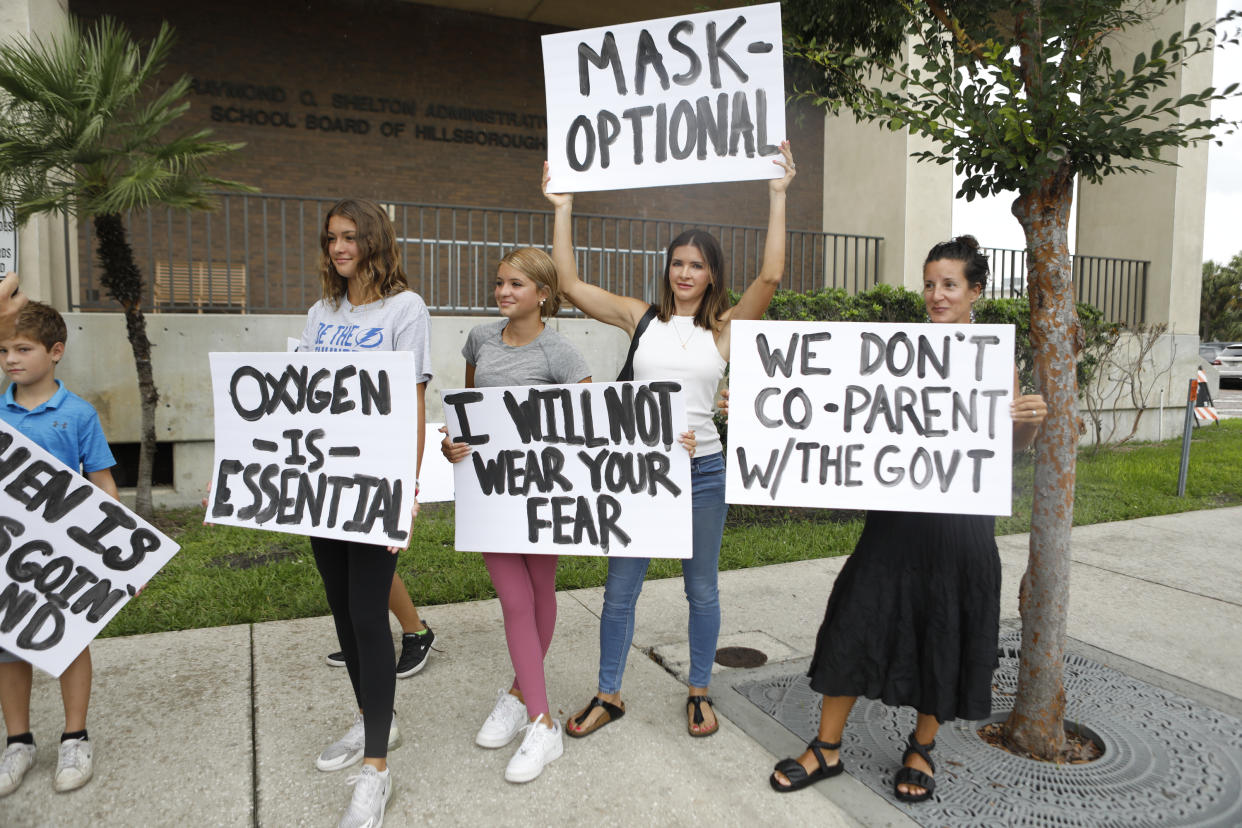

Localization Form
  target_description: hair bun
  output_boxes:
[953,234,981,252]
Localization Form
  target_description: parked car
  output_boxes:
[1214,343,1242,387]
[1200,342,1225,362]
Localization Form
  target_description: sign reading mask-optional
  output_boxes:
[542,3,786,193]
[208,352,419,546]
[0,421,180,677]
[726,321,1016,516]
[442,381,692,557]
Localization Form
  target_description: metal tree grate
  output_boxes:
[737,629,1242,826]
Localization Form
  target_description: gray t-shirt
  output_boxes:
[298,290,433,383]
[463,320,590,388]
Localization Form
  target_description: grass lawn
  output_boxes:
[104,419,1242,638]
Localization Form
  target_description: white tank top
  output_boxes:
[631,315,727,457]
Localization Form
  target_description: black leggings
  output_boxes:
[311,537,397,759]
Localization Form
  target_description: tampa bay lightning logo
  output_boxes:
[355,327,385,348]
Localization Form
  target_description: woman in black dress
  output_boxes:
[769,236,1047,802]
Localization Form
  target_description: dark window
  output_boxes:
[108,442,174,488]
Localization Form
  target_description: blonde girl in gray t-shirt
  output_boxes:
[441,247,590,784]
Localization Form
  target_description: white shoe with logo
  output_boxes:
[504,719,563,783]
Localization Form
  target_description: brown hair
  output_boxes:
[499,247,562,318]
[318,198,410,307]
[13,301,67,351]
[657,229,730,332]
[924,235,990,291]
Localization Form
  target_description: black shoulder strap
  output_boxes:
[616,304,659,382]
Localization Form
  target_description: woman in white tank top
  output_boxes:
[543,141,796,739]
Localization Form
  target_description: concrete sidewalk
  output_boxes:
[5,507,1241,827]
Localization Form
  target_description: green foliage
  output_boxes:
[0,16,253,223]
[784,1,1241,201]
[1201,253,1242,342]
[105,420,1242,637]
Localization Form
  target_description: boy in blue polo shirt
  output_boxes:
[0,301,117,797]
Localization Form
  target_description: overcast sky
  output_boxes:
[952,0,1241,265]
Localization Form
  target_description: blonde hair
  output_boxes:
[499,247,562,318]
[318,198,410,307]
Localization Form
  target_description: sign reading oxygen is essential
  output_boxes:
[208,352,419,546]
[0,421,180,677]
[541,3,786,193]
[726,321,1016,516]
[442,381,692,557]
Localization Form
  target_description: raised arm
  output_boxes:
[543,163,648,336]
[726,141,795,324]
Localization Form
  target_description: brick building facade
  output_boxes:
[72,0,825,232]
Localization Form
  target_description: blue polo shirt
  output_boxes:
[0,380,115,474]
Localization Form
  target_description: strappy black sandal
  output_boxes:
[769,739,845,792]
[565,696,625,738]
[686,695,719,737]
[893,732,936,803]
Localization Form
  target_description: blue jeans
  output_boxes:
[597,451,729,692]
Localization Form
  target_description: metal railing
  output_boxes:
[982,247,1148,324]
[66,193,882,315]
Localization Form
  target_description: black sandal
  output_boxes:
[769,739,845,792]
[686,695,719,737]
[566,696,625,738]
[893,732,936,803]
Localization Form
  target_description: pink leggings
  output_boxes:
[481,552,559,718]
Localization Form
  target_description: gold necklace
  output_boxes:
[671,315,695,349]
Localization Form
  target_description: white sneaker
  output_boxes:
[316,712,401,772]
[337,764,392,828]
[0,743,37,797]
[475,690,528,748]
[504,719,563,783]
[53,737,93,792]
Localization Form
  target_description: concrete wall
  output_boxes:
[820,39,954,291]
[1074,0,1215,333]
[1078,331,1213,445]
[51,311,630,507]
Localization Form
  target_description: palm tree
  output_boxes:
[0,16,253,517]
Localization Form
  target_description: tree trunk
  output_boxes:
[94,213,158,519]
[1004,171,1078,759]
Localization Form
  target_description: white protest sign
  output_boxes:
[542,3,786,193]
[442,381,692,557]
[0,206,16,274]
[726,321,1016,516]
[0,421,180,676]
[417,422,454,503]
[208,352,419,546]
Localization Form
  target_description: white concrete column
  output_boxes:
[1074,0,1215,333]
[821,39,954,291]
[0,0,76,310]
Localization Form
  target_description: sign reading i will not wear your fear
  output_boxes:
[442,381,692,557]
[0,421,180,676]
[542,3,786,193]
[725,321,1017,516]
[208,352,419,547]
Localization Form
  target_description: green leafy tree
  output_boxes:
[1201,254,1242,341]
[0,17,252,517]
[784,0,1239,758]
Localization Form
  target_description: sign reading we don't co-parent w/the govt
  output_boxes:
[0,421,179,677]
[208,352,419,546]
[726,321,1017,516]
[542,3,786,193]
[443,381,692,557]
